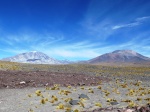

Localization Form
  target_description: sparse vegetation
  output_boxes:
[0,61,150,111]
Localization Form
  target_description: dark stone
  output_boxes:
[69,100,79,105]
[79,94,89,100]
[110,101,119,105]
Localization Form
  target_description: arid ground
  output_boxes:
[0,62,150,112]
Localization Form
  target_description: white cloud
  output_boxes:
[31,40,101,60]
[47,49,99,59]
[112,22,140,29]
[1,36,150,60]
[0,34,36,46]
[112,16,150,30]
[80,1,116,40]
[37,36,64,47]
[0,48,28,55]
[81,18,115,41]
[1,27,150,60]
[136,16,150,21]
[0,31,102,60]
[1,32,66,48]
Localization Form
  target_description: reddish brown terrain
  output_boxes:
[0,70,108,89]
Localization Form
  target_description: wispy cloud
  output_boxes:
[112,22,140,29]
[0,48,28,54]
[0,34,36,46]
[0,32,66,47]
[95,36,150,58]
[1,32,150,60]
[136,16,150,21]
[0,31,102,60]
[79,0,117,40]
[31,40,101,60]
[0,0,150,61]
[45,49,100,60]
[112,16,150,30]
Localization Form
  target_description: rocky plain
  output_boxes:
[0,62,150,112]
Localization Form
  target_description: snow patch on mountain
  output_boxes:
[2,51,61,64]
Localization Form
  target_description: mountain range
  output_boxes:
[1,50,150,64]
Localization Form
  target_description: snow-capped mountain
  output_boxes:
[88,50,150,63]
[2,51,61,64]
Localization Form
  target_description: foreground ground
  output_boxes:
[0,63,150,112]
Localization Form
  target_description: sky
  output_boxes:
[0,0,150,61]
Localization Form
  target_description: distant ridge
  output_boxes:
[1,50,150,64]
[1,51,62,64]
[87,50,150,64]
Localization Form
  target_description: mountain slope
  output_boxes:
[2,51,61,64]
[88,50,150,63]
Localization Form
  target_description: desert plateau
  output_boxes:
[0,61,150,112]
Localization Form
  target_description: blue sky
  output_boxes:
[0,0,150,61]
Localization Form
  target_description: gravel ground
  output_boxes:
[0,80,149,112]
[0,70,108,88]
[0,65,150,112]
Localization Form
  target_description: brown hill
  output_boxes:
[88,50,150,64]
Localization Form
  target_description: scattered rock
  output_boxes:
[110,101,119,105]
[79,94,90,100]
[19,81,26,84]
[77,83,85,86]
[69,100,79,105]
